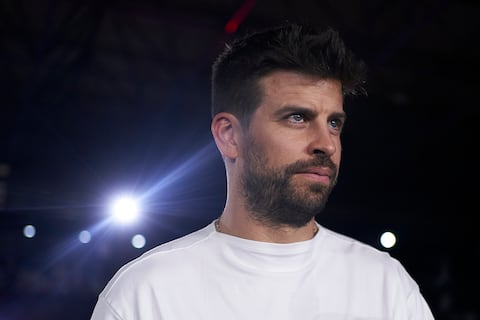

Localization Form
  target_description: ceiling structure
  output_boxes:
[0,0,479,319]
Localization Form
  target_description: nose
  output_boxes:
[307,125,337,157]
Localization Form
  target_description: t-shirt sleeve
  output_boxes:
[90,296,123,320]
[406,288,435,320]
[393,258,435,320]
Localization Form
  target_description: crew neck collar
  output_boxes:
[210,221,324,273]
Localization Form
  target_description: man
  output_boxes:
[90,22,435,319]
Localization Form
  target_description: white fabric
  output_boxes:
[90,221,435,320]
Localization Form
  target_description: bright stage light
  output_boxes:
[110,195,141,224]
[380,231,397,249]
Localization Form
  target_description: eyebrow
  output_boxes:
[330,111,347,122]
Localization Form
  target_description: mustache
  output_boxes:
[284,155,337,176]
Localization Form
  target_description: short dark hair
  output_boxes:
[211,22,367,126]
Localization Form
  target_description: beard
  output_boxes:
[240,137,338,229]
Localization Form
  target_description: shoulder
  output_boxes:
[99,222,215,297]
[316,225,434,319]
[319,224,395,261]
[317,224,418,289]
[143,222,215,255]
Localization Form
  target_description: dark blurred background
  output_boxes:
[0,0,478,319]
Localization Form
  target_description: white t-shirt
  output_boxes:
[90,221,435,320]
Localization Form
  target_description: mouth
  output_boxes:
[296,167,333,184]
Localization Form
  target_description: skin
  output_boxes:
[211,71,345,243]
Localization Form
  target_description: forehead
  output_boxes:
[257,71,343,111]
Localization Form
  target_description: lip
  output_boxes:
[296,167,332,183]
[301,167,333,177]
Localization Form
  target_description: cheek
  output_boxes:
[334,152,341,167]
[332,142,342,163]
[265,137,303,165]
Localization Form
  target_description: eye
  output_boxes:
[288,113,305,123]
[329,118,343,131]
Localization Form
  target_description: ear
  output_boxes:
[211,112,242,160]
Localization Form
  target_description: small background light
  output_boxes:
[78,230,91,244]
[131,234,146,249]
[23,225,36,238]
[380,231,397,249]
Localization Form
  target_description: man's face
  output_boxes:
[239,71,345,228]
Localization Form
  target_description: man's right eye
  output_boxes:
[289,114,305,123]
